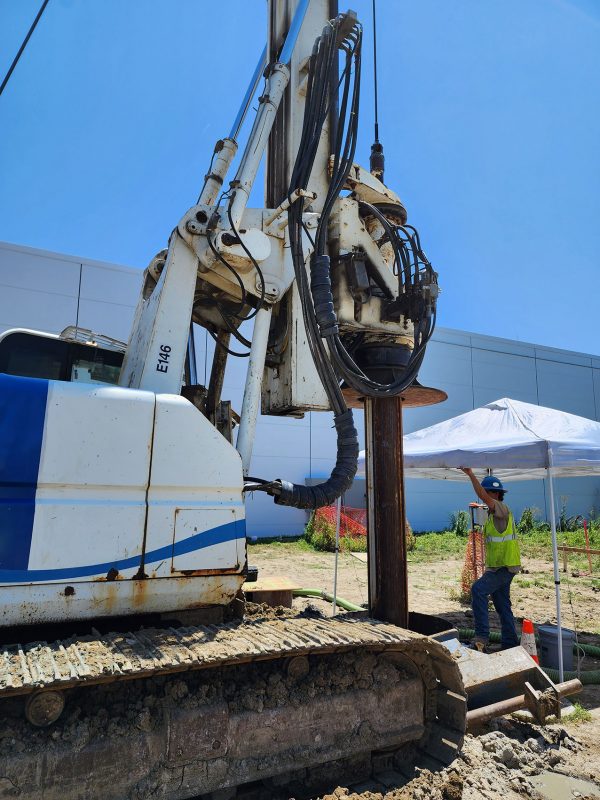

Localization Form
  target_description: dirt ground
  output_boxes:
[319,716,600,800]
[249,542,600,799]
[249,545,600,634]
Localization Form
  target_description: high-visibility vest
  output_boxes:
[484,510,521,568]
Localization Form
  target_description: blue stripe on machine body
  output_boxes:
[0,374,49,571]
[0,518,245,583]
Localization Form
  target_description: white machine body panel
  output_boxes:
[0,374,246,626]
[28,382,154,578]
[144,394,246,577]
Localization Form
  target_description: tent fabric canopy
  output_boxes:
[357,397,600,481]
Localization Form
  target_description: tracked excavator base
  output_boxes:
[0,610,466,799]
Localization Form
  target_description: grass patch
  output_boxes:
[532,577,548,588]
[248,538,314,556]
[448,587,471,605]
[410,531,466,562]
[563,702,592,724]
[248,523,600,572]
[515,578,532,588]
[520,523,600,558]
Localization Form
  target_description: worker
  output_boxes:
[459,468,521,652]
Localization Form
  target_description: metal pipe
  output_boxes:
[263,189,317,226]
[199,138,238,207]
[548,461,564,683]
[365,399,377,612]
[228,64,290,228]
[229,46,268,141]
[228,0,310,228]
[279,0,311,65]
[236,306,273,474]
[332,496,341,615]
[206,331,231,422]
[365,397,409,627]
[466,679,582,729]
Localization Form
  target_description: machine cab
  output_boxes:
[0,326,125,385]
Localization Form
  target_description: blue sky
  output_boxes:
[1,0,599,354]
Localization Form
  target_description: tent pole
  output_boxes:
[547,463,564,683]
[332,496,341,616]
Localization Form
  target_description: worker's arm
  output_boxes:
[458,467,497,510]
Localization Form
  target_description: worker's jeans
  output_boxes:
[472,567,519,648]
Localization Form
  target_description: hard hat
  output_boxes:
[481,475,507,493]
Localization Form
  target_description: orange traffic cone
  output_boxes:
[521,619,539,664]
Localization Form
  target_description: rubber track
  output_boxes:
[0,615,466,779]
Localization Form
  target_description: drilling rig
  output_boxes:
[0,3,471,797]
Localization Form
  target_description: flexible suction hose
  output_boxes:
[274,411,359,508]
[293,587,363,612]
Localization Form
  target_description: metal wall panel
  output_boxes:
[0,243,81,296]
[594,370,600,421]
[80,263,141,306]
[536,358,596,418]
[470,348,539,407]
[0,284,78,333]
[76,298,136,343]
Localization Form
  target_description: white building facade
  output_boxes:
[2,240,599,535]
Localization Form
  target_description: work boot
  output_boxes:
[469,636,489,653]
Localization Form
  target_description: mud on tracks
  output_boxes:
[1,605,462,799]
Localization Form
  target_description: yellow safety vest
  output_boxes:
[484,510,521,568]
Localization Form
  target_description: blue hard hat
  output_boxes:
[481,475,507,493]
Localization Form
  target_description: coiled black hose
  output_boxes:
[274,410,359,508]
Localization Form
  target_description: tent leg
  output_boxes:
[332,496,341,616]
[365,397,409,628]
[548,465,564,683]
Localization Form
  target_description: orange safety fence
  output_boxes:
[314,504,367,538]
[460,529,486,598]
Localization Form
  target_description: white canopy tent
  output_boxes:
[357,397,600,681]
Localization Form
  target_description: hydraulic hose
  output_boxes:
[247,14,362,511]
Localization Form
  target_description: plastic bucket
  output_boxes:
[537,624,575,672]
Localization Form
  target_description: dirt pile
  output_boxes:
[321,718,600,800]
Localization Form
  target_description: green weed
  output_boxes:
[515,579,532,589]
[563,702,592,724]
[303,513,367,553]
[448,587,471,605]
[449,510,470,537]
